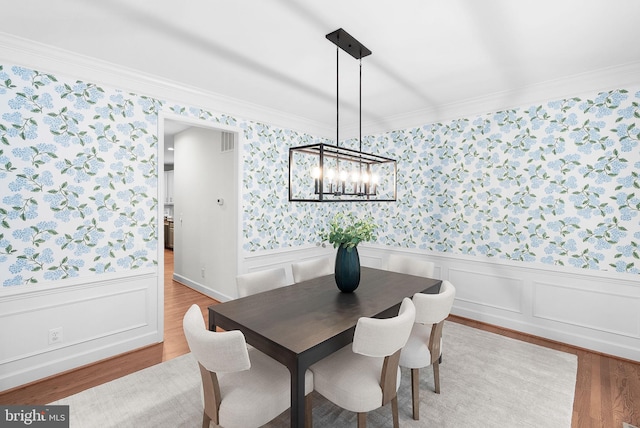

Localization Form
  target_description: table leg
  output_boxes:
[289,359,307,428]
[208,311,216,332]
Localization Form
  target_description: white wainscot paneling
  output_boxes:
[533,281,640,338]
[440,257,640,361]
[0,272,160,391]
[449,268,524,314]
[364,245,640,361]
[237,244,640,361]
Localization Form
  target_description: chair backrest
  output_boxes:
[352,297,416,358]
[291,256,333,283]
[412,280,456,325]
[236,267,287,298]
[182,304,250,373]
[387,254,435,278]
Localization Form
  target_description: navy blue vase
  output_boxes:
[334,245,361,293]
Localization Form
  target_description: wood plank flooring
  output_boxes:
[0,249,638,428]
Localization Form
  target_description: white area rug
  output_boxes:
[51,322,577,427]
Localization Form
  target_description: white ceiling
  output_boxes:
[3,0,640,139]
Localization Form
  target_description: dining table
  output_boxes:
[208,266,442,428]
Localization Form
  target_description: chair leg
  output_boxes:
[391,396,400,428]
[202,412,210,428]
[433,361,441,394]
[305,393,312,428]
[411,368,420,420]
[357,412,367,428]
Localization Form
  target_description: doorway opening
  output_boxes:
[159,114,241,325]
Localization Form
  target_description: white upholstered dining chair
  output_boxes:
[183,304,314,428]
[387,254,435,278]
[291,256,333,283]
[236,266,288,298]
[399,280,456,420]
[310,298,416,428]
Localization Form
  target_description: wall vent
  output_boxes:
[221,132,234,153]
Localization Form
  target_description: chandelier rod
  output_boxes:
[336,45,339,149]
[359,57,362,153]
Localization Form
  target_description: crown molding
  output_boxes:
[0,32,334,138]
[1,32,639,140]
[348,61,640,137]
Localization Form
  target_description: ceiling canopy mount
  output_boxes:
[325,28,372,60]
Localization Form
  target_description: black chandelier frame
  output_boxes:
[288,28,397,202]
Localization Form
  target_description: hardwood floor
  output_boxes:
[0,249,638,428]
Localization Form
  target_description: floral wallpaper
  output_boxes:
[0,65,162,285]
[1,61,639,288]
[244,88,640,274]
[0,63,325,286]
[367,89,639,273]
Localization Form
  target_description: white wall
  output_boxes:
[172,127,238,301]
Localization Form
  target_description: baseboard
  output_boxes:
[172,273,229,302]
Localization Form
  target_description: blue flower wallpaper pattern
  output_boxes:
[1,61,639,287]
[339,90,640,273]
[387,89,639,272]
[0,65,161,285]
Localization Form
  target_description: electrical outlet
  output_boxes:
[201,267,205,278]
[49,327,63,345]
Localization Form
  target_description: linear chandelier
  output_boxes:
[288,28,397,202]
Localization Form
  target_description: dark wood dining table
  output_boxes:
[208,266,441,428]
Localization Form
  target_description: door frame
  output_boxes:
[157,112,243,332]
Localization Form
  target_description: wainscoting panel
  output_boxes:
[533,281,640,338]
[241,244,640,361]
[0,271,161,392]
[449,268,524,314]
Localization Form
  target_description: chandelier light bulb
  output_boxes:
[326,168,335,181]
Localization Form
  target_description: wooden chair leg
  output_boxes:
[202,412,210,428]
[391,396,399,428]
[357,412,367,428]
[433,361,441,394]
[411,368,420,420]
[305,393,312,428]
